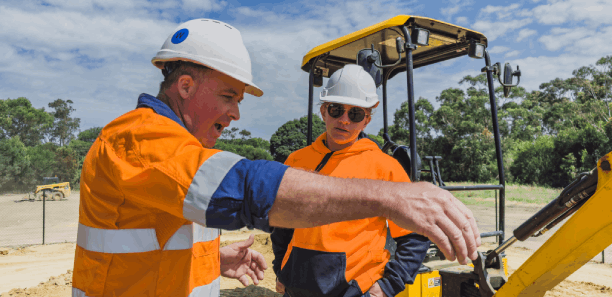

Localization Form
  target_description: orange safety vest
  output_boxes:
[278,133,412,296]
[72,94,287,297]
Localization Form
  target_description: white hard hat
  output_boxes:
[320,64,379,108]
[152,19,263,97]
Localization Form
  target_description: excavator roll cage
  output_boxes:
[301,15,520,247]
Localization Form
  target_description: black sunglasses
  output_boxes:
[326,103,368,123]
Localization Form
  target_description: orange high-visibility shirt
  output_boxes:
[276,133,412,296]
[72,94,288,297]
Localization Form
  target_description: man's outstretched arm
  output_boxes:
[269,167,481,265]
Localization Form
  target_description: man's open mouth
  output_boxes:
[214,123,224,133]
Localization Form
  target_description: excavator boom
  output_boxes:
[495,151,612,296]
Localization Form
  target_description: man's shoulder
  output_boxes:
[101,108,190,141]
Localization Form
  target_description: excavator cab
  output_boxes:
[301,15,522,296]
[301,15,612,297]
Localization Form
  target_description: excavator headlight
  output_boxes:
[411,28,430,46]
[469,41,485,59]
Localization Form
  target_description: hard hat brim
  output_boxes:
[320,95,379,108]
[152,52,264,97]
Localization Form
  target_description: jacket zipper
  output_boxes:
[314,152,334,172]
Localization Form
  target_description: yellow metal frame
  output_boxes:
[301,15,487,77]
[496,151,612,296]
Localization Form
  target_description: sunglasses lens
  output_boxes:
[327,104,344,118]
[348,107,366,122]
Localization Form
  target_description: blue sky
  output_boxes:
[1,0,611,140]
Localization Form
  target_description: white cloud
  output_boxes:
[441,0,474,21]
[538,27,593,51]
[516,28,537,41]
[480,3,521,19]
[182,0,226,11]
[455,16,468,25]
[505,50,521,58]
[532,0,612,26]
[472,19,533,41]
[488,46,510,54]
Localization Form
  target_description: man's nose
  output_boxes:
[229,102,240,121]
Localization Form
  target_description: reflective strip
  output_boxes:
[193,224,219,243]
[164,224,194,251]
[183,151,244,225]
[72,287,88,297]
[189,276,220,297]
[77,223,160,253]
[75,280,222,297]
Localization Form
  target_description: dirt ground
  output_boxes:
[0,193,611,296]
[1,231,611,296]
[0,192,80,247]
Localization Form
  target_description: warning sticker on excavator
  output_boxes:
[428,277,441,288]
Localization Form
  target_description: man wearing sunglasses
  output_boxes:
[272,65,430,297]
[72,19,480,297]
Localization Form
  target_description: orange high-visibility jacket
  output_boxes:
[272,133,429,297]
[72,94,288,297]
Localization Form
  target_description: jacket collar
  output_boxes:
[311,132,380,155]
[136,93,186,129]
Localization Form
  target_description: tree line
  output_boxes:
[0,98,101,192]
[2,56,610,192]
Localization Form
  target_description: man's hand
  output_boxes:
[368,282,387,297]
[387,182,481,265]
[275,279,285,294]
[220,234,267,286]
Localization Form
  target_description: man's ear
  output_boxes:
[319,104,327,124]
[177,74,196,100]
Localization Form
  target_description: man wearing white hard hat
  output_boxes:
[272,65,429,297]
[72,19,480,297]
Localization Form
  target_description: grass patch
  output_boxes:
[446,182,562,205]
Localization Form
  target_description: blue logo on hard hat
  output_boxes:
[171,29,189,44]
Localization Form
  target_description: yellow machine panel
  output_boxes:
[398,270,442,297]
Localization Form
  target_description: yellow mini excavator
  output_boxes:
[300,15,612,296]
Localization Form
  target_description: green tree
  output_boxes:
[221,127,240,140]
[0,97,54,147]
[78,127,103,142]
[48,99,81,146]
[239,129,252,140]
[0,136,33,191]
[26,142,58,185]
[214,141,273,161]
[53,146,80,186]
[214,128,273,161]
[270,115,325,163]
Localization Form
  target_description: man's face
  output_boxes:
[320,103,371,146]
[181,70,245,148]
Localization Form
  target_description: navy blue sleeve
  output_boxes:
[377,234,430,297]
[271,227,294,276]
[205,159,289,232]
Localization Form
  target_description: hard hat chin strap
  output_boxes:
[162,61,183,79]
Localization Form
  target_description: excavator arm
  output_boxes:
[494,151,612,296]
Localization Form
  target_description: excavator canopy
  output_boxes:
[301,15,487,80]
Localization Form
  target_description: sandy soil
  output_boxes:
[0,193,611,296]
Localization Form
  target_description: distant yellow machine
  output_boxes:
[27,177,71,201]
